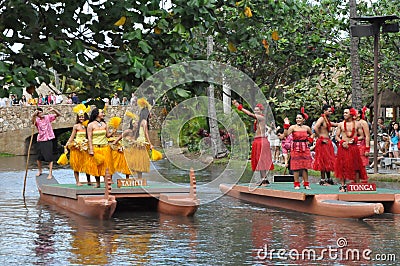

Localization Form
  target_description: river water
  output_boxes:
[0,156,399,265]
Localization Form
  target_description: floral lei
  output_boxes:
[321,114,332,131]
[344,120,356,138]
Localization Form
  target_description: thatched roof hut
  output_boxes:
[370,89,400,107]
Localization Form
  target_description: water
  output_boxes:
[0,156,399,265]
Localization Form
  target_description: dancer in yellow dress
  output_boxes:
[86,108,116,188]
[109,115,137,179]
[66,104,91,186]
[125,98,153,179]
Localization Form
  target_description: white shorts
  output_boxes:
[270,139,280,147]
[389,144,399,152]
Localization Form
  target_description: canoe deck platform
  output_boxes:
[39,182,191,200]
[233,182,400,200]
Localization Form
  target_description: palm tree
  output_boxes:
[350,0,362,109]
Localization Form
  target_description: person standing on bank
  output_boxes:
[232,100,274,186]
[86,108,115,188]
[283,108,313,189]
[32,107,61,179]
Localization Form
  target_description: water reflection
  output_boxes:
[34,210,55,264]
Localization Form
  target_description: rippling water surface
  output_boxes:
[0,156,399,265]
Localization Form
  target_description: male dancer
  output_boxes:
[232,100,274,186]
[356,107,371,171]
[334,107,367,192]
[313,105,337,185]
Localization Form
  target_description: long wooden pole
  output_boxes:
[23,126,35,197]
[372,25,380,174]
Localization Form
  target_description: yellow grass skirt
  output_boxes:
[125,145,150,173]
[86,145,114,176]
[69,148,89,173]
[112,149,132,175]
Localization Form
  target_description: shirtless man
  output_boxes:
[356,107,371,169]
[334,107,368,192]
[232,100,273,185]
[313,105,337,185]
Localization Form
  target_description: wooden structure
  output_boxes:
[36,169,199,220]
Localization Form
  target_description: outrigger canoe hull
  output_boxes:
[39,192,117,220]
[220,184,385,219]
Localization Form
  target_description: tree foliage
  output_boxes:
[0,0,399,122]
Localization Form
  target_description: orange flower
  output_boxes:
[244,6,252,18]
[262,39,269,54]
[272,31,280,41]
[114,16,126,26]
[154,27,162,34]
[228,41,237,52]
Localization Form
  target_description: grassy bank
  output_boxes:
[0,153,14,157]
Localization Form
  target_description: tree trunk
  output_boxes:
[350,0,363,110]
[208,84,228,158]
[223,75,231,114]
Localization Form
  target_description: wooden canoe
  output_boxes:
[218,183,400,219]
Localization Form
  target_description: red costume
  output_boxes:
[290,131,312,170]
[357,139,369,166]
[251,137,274,171]
[335,142,368,181]
[313,137,336,172]
[357,126,369,166]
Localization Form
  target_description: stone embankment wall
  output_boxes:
[0,105,164,155]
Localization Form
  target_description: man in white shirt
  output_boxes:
[0,97,6,107]
[55,94,63,104]
[110,93,120,106]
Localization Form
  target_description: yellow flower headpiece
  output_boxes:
[82,120,89,127]
[125,111,139,121]
[137,98,152,110]
[108,116,122,129]
[73,104,91,116]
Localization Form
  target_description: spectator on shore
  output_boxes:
[66,94,73,104]
[111,93,120,106]
[130,93,137,106]
[375,117,387,152]
[11,94,18,106]
[55,93,63,104]
[0,97,6,107]
[19,95,27,106]
[121,97,129,106]
[71,93,79,104]
[102,97,110,107]
[38,94,46,105]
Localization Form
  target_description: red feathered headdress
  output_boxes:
[349,108,357,117]
[361,106,367,120]
[256,103,264,111]
[300,107,309,120]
